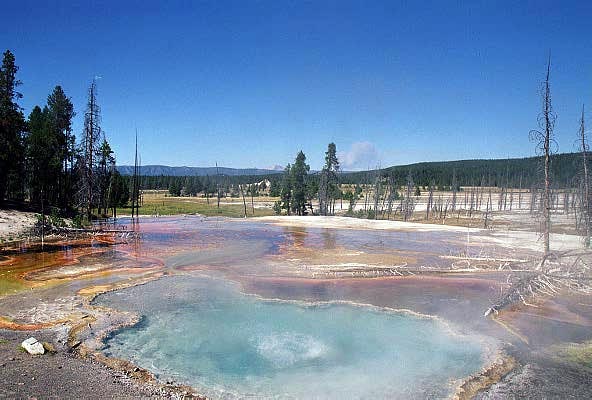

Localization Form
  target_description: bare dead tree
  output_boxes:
[468,186,475,217]
[463,189,468,211]
[577,104,591,245]
[386,175,396,220]
[363,172,370,212]
[130,130,139,218]
[484,249,592,317]
[518,173,523,209]
[372,169,381,219]
[529,186,536,214]
[216,162,221,211]
[79,79,101,221]
[403,171,415,221]
[251,182,255,215]
[477,176,485,211]
[380,177,390,218]
[451,169,457,212]
[503,162,510,210]
[484,189,492,228]
[239,184,247,218]
[436,195,443,219]
[529,55,556,259]
[426,180,434,220]
[483,57,588,319]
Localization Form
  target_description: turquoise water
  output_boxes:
[98,275,486,399]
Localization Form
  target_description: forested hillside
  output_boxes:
[342,152,587,188]
[136,152,587,193]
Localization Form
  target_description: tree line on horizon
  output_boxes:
[0,50,129,221]
[134,152,591,195]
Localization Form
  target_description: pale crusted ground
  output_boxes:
[254,215,582,254]
[0,209,37,241]
[254,215,480,232]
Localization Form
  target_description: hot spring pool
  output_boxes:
[97,275,487,399]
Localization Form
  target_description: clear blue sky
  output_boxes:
[2,1,591,170]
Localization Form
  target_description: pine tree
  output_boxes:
[319,143,339,215]
[0,50,26,203]
[97,139,115,215]
[26,105,61,206]
[280,164,292,215]
[108,170,129,218]
[291,151,310,215]
[47,86,75,210]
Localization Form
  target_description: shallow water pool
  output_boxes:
[98,275,486,399]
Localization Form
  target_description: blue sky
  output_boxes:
[2,1,592,169]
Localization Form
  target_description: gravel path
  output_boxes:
[0,329,196,399]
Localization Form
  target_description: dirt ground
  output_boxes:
[0,329,192,399]
[0,209,37,242]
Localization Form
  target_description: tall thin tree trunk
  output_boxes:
[216,162,221,210]
[580,104,590,244]
[240,184,247,218]
[542,57,552,256]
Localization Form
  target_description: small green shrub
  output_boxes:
[273,201,282,215]
[72,214,83,228]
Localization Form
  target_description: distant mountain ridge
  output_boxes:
[116,165,284,177]
[118,152,585,188]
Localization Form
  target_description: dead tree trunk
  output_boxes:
[484,189,492,228]
[404,171,414,221]
[426,180,434,220]
[451,169,457,212]
[579,104,591,245]
[529,55,555,259]
[240,184,247,218]
[251,183,255,215]
[373,172,381,220]
[542,58,553,256]
[80,79,101,221]
[518,174,523,210]
[216,162,221,211]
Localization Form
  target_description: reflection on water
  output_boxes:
[284,226,306,249]
[4,217,527,272]
[98,275,486,400]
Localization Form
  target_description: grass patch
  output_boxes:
[115,192,276,218]
[0,338,8,345]
[42,341,56,354]
[553,341,592,368]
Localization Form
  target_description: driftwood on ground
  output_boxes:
[484,249,592,317]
